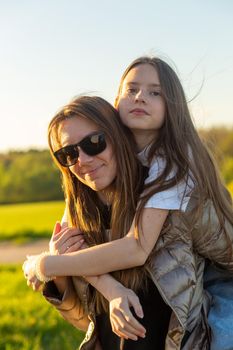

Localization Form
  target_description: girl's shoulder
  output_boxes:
[143,156,194,212]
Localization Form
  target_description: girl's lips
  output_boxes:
[130,108,149,115]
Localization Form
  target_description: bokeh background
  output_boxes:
[0,1,232,349]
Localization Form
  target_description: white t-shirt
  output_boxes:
[61,147,194,222]
[138,147,194,212]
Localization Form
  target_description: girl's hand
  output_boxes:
[109,286,146,341]
[49,222,87,255]
[22,254,42,291]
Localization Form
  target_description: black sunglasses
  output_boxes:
[54,132,107,167]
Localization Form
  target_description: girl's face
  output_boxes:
[117,64,166,148]
[56,116,117,197]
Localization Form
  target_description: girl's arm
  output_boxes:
[51,221,147,340]
[38,207,168,278]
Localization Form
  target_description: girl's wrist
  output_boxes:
[35,252,55,283]
[103,279,124,302]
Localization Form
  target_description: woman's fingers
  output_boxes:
[65,238,85,253]
[50,226,85,254]
[52,221,61,237]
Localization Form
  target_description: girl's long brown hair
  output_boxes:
[48,95,145,312]
[116,56,233,253]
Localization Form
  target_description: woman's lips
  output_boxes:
[83,164,103,178]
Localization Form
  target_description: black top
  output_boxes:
[96,166,172,349]
[96,277,172,350]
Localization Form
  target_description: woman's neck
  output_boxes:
[97,188,113,206]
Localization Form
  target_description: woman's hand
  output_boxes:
[109,285,146,341]
[49,221,88,293]
[49,221,86,255]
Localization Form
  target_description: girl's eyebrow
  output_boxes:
[126,82,161,88]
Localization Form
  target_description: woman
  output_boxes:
[24,95,169,349]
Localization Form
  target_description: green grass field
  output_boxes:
[0,201,64,243]
[0,265,84,350]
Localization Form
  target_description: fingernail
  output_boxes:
[137,310,144,318]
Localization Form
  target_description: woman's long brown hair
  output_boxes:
[48,95,146,312]
[116,56,233,254]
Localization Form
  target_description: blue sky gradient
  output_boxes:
[0,0,232,151]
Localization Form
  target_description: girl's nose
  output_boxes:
[135,90,146,103]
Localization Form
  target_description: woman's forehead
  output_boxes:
[57,117,100,146]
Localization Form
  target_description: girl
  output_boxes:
[23,57,233,350]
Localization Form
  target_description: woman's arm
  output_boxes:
[43,277,89,332]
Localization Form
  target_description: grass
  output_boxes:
[0,265,84,350]
[0,201,64,243]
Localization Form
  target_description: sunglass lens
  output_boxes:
[81,133,106,156]
[56,146,78,167]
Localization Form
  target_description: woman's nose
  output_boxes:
[77,148,94,165]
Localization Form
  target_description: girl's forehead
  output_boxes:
[123,64,160,85]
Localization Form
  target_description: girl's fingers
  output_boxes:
[127,293,144,319]
[121,311,146,337]
[113,313,145,339]
[33,279,43,291]
[111,306,145,339]
[111,317,138,340]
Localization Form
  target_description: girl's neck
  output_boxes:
[132,129,158,152]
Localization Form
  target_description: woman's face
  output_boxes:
[117,64,166,148]
[56,116,117,195]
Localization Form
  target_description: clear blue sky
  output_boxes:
[0,0,232,151]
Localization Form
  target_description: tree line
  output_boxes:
[0,150,63,204]
[0,127,232,204]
